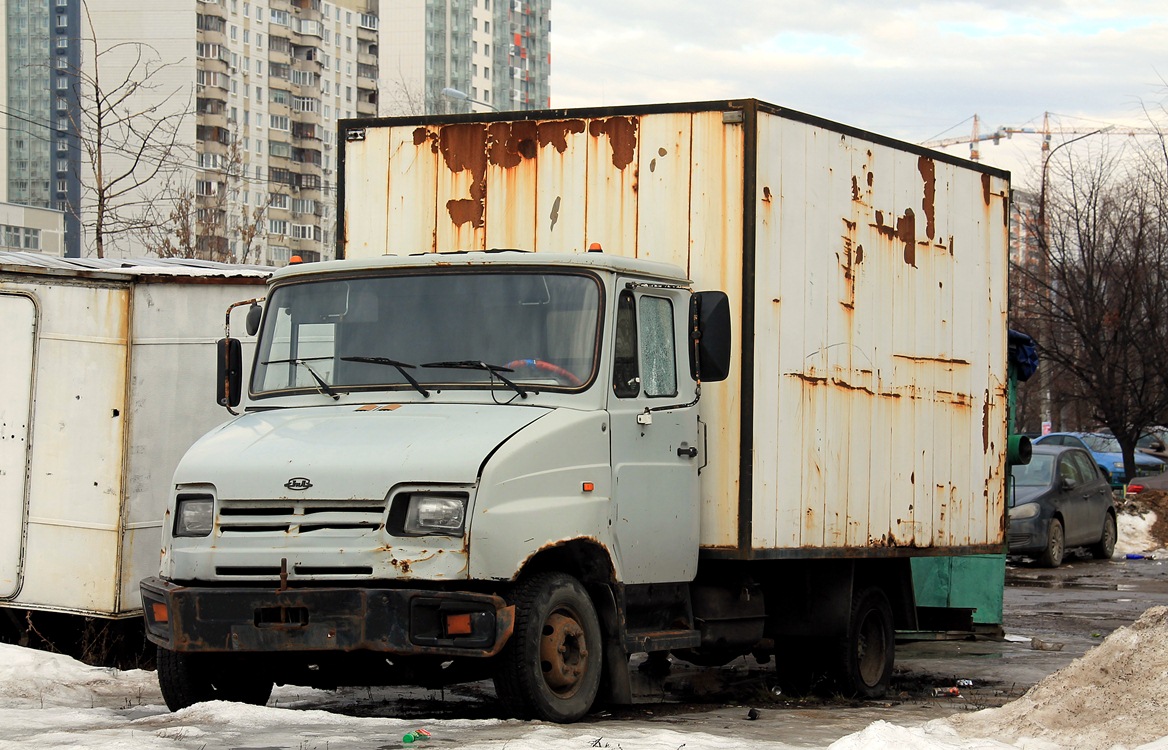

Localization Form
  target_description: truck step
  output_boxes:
[623,628,701,653]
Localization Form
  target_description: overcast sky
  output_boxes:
[548,1,1167,183]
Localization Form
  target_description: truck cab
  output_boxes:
[142,250,730,722]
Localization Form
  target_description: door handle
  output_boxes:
[678,445,698,458]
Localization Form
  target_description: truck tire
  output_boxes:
[1039,518,1065,567]
[156,647,273,711]
[493,572,602,722]
[156,646,215,711]
[1091,512,1117,560]
[835,587,894,699]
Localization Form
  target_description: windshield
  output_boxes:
[251,270,602,397]
[1081,434,1121,453]
[1011,454,1055,487]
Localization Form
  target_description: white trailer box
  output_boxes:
[338,99,1011,558]
[0,254,269,617]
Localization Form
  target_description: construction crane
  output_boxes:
[921,112,1162,162]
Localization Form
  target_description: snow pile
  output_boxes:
[1117,491,1168,558]
[0,643,159,709]
[945,606,1168,750]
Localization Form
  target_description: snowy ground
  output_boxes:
[0,626,1163,747]
[3,511,1167,750]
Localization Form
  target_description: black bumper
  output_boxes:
[140,577,515,658]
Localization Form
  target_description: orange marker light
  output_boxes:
[587,242,603,253]
[582,482,595,492]
[446,613,473,636]
[151,602,169,623]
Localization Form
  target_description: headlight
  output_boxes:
[1009,502,1040,520]
[403,493,467,536]
[174,495,214,537]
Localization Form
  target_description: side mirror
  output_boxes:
[245,302,263,336]
[1060,476,1078,492]
[217,338,243,408]
[1007,434,1032,465]
[689,291,731,383]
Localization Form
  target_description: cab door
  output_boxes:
[608,285,700,584]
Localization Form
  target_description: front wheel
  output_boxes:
[1091,512,1117,560]
[1039,518,1065,567]
[156,647,273,711]
[493,572,602,722]
[834,587,894,699]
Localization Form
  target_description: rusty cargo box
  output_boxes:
[336,99,1010,559]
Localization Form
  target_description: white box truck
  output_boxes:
[0,254,268,634]
[142,100,1013,722]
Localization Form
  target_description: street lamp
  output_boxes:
[441,87,498,112]
[1035,124,1112,429]
[1038,125,1114,247]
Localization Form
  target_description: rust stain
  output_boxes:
[588,116,638,170]
[412,126,436,151]
[898,209,916,267]
[536,119,586,154]
[763,186,772,203]
[438,123,489,228]
[981,173,991,205]
[867,171,874,188]
[893,354,970,365]
[917,156,936,240]
[788,372,902,399]
[851,175,861,201]
[486,120,539,168]
[982,390,991,453]
[856,243,864,264]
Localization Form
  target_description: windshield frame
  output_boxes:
[248,266,606,401]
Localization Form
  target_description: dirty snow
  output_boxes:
[8,603,1168,750]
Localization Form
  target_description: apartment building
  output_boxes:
[2,0,82,257]
[381,0,549,115]
[194,0,379,264]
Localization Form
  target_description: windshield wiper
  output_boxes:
[261,357,340,400]
[421,360,528,399]
[340,356,430,398]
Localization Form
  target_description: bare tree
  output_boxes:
[140,136,269,264]
[1011,126,1168,482]
[65,2,194,258]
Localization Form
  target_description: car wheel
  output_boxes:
[1038,518,1065,568]
[493,572,602,723]
[1091,512,1118,560]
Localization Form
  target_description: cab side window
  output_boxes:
[613,291,639,398]
[639,295,677,397]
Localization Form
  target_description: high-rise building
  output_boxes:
[188,0,380,264]
[1,0,377,263]
[380,0,549,116]
[2,0,82,257]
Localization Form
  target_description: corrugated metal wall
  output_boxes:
[340,101,1009,554]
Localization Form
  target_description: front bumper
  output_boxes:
[141,577,514,658]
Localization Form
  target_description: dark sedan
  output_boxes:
[1008,444,1118,567]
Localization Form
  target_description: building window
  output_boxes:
[270,114,290,131]
[269,219,289,235]
[269,193,289,209]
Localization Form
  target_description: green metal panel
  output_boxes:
[911,554,1005,625]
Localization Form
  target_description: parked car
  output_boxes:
[1009,444,1118,567]
[1136,427,1168,462]
[1123,471,1168,496]
[1033,432,1166,490]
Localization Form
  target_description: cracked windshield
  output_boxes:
[251,271,601,396]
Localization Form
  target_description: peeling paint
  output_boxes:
[588,116,638,170]
[917,156,936,240]
[981,173,992,205]
[438,123,489,228]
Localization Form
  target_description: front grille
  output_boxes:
[217,499,386,535]
[1136,465,1166,478]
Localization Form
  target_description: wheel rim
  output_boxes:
[539,610,589,696]
[855,609,888,687]
[1051,524,1064,561]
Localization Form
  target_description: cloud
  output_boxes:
[548,0,1168,165]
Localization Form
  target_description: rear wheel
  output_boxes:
[834,587,894,699]
[1091,512,1117,560]
[1038,518,1065,567]
[493,572,602,722]
[156,647,273,711]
